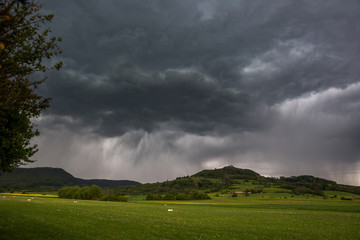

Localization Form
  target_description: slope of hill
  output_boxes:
[0,167,139,190]
[114,165,360,197]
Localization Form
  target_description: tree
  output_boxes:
[0,0,62,172]
[89,185,103,199]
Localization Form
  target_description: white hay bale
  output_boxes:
[168,209,173,212]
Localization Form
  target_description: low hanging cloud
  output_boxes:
[28,0,360,185]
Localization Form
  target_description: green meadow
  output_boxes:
[1,193,359,240]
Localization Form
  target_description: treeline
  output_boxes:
[58,185,127,202]
[146,190,210,200]
[58,185,102,200]
[256,175,360,196]
[111,177,231,197]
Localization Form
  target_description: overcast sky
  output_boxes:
[29,0,360,185]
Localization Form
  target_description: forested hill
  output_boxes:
[193,165,260,179]
[114,165,360,197]
[0,167,139,190]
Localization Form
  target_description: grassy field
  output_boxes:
[1,193,359,240]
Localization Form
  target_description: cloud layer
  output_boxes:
[30,0,360,185]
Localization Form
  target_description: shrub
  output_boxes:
[58,186,78,198]
[145,193,155,200]
[189,190,206,200]
[146,193,162,200]
[78,186,91,200]
[340,196,352,201]
[176,193,190,200]
[99,195,127,202]
[163,193,176,200]
[231,193,238,197]
[89,185,103,199]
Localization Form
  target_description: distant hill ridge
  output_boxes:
[0,167,139,190]
[113,165,360,197]
[1,166,359,196]
[193,165,260,179]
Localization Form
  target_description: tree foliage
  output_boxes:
[145,190,211,201]
[99,195,128,202]
[0,0,62,172]
[193,165,260,180]
[58,185,103,200]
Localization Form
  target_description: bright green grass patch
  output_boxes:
[1,195,359,240]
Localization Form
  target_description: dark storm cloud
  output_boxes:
[42,67,255,136]
[37,0,360,136]
[30,0,360,185]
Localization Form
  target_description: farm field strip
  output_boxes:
[0,192,58,198]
